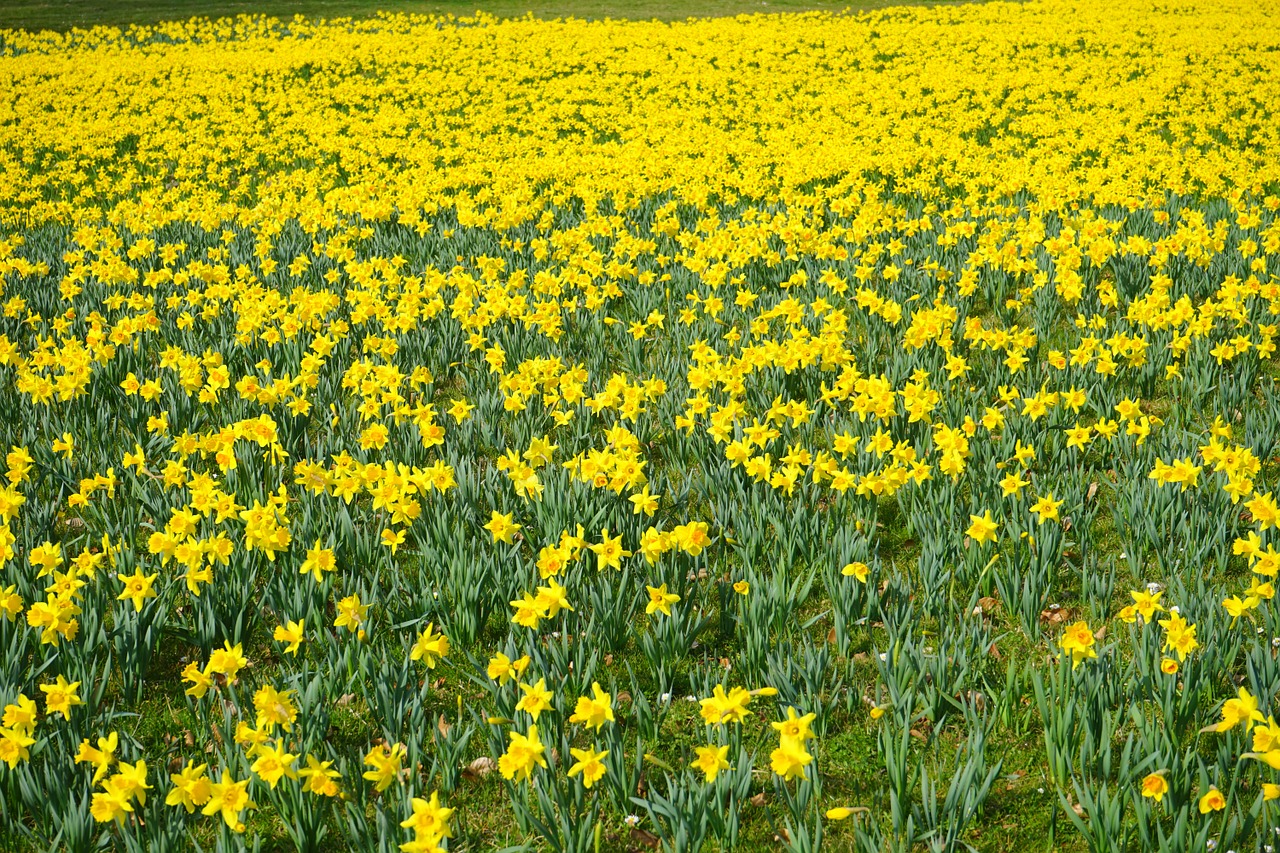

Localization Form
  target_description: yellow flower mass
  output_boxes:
[1,0,1280,846]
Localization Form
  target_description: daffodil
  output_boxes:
[410,623,449,668]
[203,771,255,832]
[692,744,731,782]
[116,569,158,611]
[273,618,305,655]
[567,746,608,788]
[568,682,615,731]
[645,583,680,617]
[499,725,547,782]
[966,511,998,545]
[40,675,82,719]
[1140,772,1169,803]
[1059,621,1097,669]
[166,762,213,813]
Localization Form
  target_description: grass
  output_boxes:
[0,0,926,33]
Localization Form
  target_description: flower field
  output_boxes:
[2,0,1280,849]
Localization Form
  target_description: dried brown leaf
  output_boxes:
[462,756,496,781]
[630,828,660,849]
